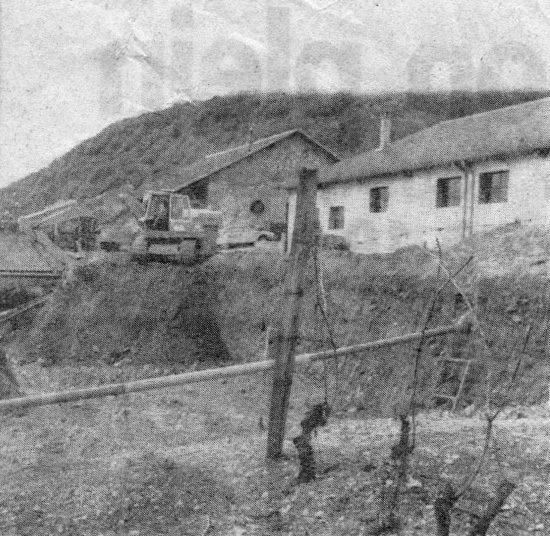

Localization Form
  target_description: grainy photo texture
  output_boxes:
[0,1,550,535]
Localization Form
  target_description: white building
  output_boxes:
[287,98,550,254]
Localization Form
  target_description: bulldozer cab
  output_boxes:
[143,192,191,231]
[169,194,192,223]
[132,191,220,263]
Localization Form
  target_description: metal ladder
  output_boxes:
[435,357,477,411]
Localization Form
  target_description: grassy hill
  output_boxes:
[2,90,550,217]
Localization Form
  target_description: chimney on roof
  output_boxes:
[377,112,391,150]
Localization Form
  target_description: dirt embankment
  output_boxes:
[9,223,550,409]
[16,257,232,368]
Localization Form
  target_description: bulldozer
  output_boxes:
[130,190,222,264]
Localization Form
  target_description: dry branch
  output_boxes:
[376,416,413,532]
[313,245,338,406]
[467,480,515,536]
[434,481,457,536]
[373,255,473,533]
[455,322,531,500]
[374,462,400,534]
[292,402,330,483]
[408,255,473,444]
[422,251,524,536]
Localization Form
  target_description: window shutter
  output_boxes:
[449,177,462,206]
[380,187,389,211]
[493,171,509,203]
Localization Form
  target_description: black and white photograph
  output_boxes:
[0,1,550,534]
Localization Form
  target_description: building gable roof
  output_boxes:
[323,97,550,186]
[171,129,339,191]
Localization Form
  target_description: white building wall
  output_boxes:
[312,163,467,253]
[286,152,550,254]
[471,155,550,234]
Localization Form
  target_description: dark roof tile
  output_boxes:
[322,97,550,185]
[170,129,339,191]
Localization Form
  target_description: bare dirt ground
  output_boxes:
[3,227,550,535]
[1,362,549,536]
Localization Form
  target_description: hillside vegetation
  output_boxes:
[2,90,550,217]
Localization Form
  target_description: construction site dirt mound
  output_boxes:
[17,256,232,368]
[9,222,550,409]
[446,222,550,276]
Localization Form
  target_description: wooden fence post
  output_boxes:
[266,167,318,459]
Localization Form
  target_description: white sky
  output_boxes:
[1,0,550,186]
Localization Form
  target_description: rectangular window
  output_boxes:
[478,171,509,204]
[170,194,191,220]
[436,177,462,207]
[370,186,389,213]
[328,206,345,230]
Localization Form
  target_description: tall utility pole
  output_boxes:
[266,167,318,459]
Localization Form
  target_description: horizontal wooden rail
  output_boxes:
[0,323,462,411]
[0,272,61,279]
[295,323,462,364]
